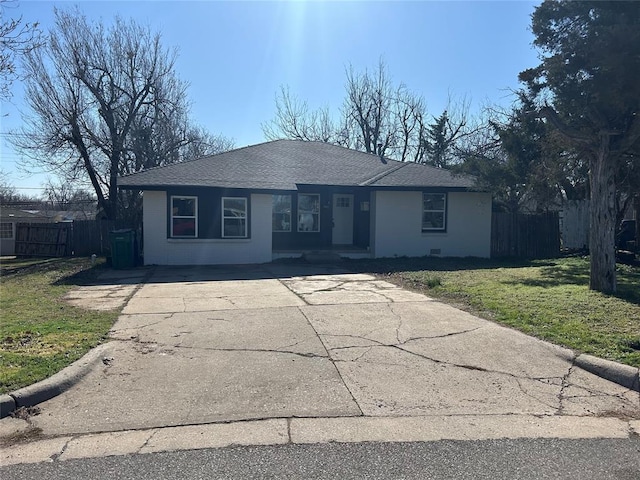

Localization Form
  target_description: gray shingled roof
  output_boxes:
[118,140,477,191]
[0,209,50,221]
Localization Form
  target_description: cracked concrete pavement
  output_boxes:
[62,268,150,311]
[2,263,639,464]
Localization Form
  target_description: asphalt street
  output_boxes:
[1,437,640,480]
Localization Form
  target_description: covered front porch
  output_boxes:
[272,188,372,254]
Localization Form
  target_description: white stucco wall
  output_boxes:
[142,191,272,265]
[371,190,492,258]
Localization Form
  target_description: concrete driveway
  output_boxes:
[23,264,640,438]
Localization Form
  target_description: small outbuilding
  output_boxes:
[117,140,492,265]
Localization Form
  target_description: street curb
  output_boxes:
[0,394,16,418]
[575,354,640,392]
[0,343,113,419]
[0,267,153,420]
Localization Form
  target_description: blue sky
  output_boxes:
[1,0,541,195]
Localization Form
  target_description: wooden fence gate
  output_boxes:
[491,212,560,259]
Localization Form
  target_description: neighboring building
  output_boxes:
[0,209,51,256]
[47,209,96,223]
[117,140,492,265]
[0,207,96,256]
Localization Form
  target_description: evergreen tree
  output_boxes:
[520,0,640,293]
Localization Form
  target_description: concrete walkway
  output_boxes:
[1,264,639,464]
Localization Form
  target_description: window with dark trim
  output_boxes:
[272,195,291,232]
[422,193,446,231]
[171,196,197,237]
[222,197,247,238]
[298,193,320,232]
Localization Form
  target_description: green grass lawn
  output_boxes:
[0,257,119,394]
[348,256,640,367]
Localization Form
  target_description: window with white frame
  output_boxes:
[222,197,247,238]
[0,222,14,239]
[298,194,320,232]
[422,193,447,231]
[171,196,197,237]
[272,195,291,232]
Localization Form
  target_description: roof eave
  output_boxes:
[118,182,483,192]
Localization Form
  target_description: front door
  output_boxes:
[332,194,354,245]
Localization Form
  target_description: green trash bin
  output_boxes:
[110,229,135,269]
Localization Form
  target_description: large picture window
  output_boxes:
[171,196,197,237]
[0,222,14,239]
[222,197,247,238]
[298,194,320,232]
[422,193,447,231]
[272,195,291,232]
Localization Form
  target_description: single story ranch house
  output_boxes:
[117,140,492,265]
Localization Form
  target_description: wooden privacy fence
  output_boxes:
[15,220,131,257]
[560,200,589,250]
[491,212,560,259]
[15,223,71,257]
[70,220,117,256]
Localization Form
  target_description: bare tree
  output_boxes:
[0,169,17,203]
[262,86,339,144]
[42,177,74,209]
[13,8,232,222]
[178,126,235,161]
[264,59,472,164]
[0,0,41,100]
[0,170,40,205]
[40,177,97,220]
[42,177,94,209]
[264,60,428,161]
[342,60,395,155]
[395,85,427,163]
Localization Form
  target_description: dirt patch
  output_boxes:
[0,425,45,447]
[0,406,45,447]
[2,334,38,349]
[11,406,41,421]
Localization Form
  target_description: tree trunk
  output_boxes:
[588,136,617,293]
